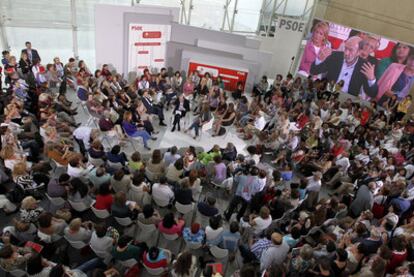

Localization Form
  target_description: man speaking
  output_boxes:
[310,36,378,98]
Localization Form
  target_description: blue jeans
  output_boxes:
[131,129,151,147]
[189,121,201,137]
[76,257,106,276]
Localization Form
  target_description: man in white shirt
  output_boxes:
[326,152,351,188]
[310,36,378,98]
[90,224,113,264]
[73,126,98,155]
[151,176,174,207]
[304,171,322,208]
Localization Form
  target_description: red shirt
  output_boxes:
[386,250,407,273]
[95,194,113,210]
[359,110,370,126]
[297,114,309,129]
[331,144,345,158]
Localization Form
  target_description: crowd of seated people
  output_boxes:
[2,41,414,277]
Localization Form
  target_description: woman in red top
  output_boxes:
[94,182,114,211]
[386,237,407,274]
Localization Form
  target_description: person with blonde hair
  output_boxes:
[298,21,330,76]
[0,144,26,171]
[13,162,37,191]
[64,217,93,243]
[19,196,43,223]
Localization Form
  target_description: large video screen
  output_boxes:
[298,19,414,103]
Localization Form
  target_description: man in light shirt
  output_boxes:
[151,176,174,208]
[310,36,378,98]
[326,152,351,188]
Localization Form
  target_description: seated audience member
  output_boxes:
[174,178,193,206]
[152,176,174,207]
[163,146,181,167]
[94,182,114,211]
[37,212,67,241]
[128,151,144,172]
[106,145,128,166]
[110,169,131,193]
[205,216,224,246]
[67,157,89,179]
[90,223,114,262]
[127,173,149,206]
[47,173,70,198]
[19,196,44,224]
[111,191,140,219]
[183,223,205,244]
[181,170,202,202]
[171,94,190,132]
[0,244,32,272]
[64,217,93,243]
[111,235,146,263]
[142,247,171,273]
[212,103,236,137]
[88,166,111,190]
[146,149,166,181]
[68,177,93,206]
[166,158,184,184]
[121,111,153,150]
[158,212,185,236]
[221,221,241,252]
[88,139,106,160]
[197,196,220,218]
[186,103,211,139]
[141,89,166,126]
[138,204,162,225]
[249,206,272,235]
[171,251,197,277]
[26,252,55,277]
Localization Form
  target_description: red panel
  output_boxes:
[138,50,149,54]
[142,31,162,39]
[188,62,248,91]
[154,59,165,62]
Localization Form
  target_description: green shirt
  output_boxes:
[111,244,143,261]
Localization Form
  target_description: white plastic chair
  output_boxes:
[161,232,179,241]
[68,200,91,213]
[119,258,137,268]
[64,236,87,249]
[88,155,105,167]
[137,221,158,243]
[46,193,66,210]
[37,230,52,243]
[185,240,202,250]
[143,264,166,276]
[107,160,123,171]
[91,206,111,219]
[114,216,134,227]
[152,196,170,208]
[175,202,193,215]
[210,245,229,259]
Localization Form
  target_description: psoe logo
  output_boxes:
[131,26,143,31]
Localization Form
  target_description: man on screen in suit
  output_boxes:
[310,36,378,98]
[21,41,41,63]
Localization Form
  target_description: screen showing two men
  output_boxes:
[298,19,414,104]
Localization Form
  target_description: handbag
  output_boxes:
[372,197,387,219]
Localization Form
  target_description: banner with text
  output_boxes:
[127,23,171,74]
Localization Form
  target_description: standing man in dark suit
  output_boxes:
[141,89,167,126]
[21,41,41,63]
[310,36,378,98]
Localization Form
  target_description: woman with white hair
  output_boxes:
[64,218,93,243]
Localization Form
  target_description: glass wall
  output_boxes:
[0,0,314,68]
